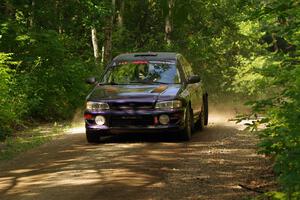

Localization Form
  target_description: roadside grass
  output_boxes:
[0,123,70,160]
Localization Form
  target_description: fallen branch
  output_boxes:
[238,184,265,194]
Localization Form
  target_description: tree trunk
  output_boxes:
[103,26,112,66]
[165,0,174,46]
[29,0,35,28]
[101,46,105,64]
[91,27,100,66]
[3,0,13,17]
[56,0,63,34]
[117,0,125,27]
[103,0,115,66]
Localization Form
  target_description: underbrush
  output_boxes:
[0,123,69,160]
[0,30,97,141]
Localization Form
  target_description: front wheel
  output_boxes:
[86,130,100,143]
[180,106,192,141]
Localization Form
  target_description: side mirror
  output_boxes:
[86,77,96,85]
[187,75,201,84]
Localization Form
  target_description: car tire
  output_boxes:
[181,106,192,141]
[195,104,205,131]
[195,93,208,130]
[204,93,208,125]
[199,105,205,131]
[86,130,100,143]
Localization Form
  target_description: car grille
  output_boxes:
[109,115,154,127]
[109,102,153,110]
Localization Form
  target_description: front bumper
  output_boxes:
[84,109,184,134]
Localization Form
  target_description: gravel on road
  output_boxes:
[0,112,275,200]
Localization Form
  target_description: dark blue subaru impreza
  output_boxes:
[84,52,208,143]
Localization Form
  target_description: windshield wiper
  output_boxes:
[98,82,127,85]
[129,80,169,85]
[151,81,170,84]
[129,81,149,84]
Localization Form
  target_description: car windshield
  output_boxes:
[102,60,181,84]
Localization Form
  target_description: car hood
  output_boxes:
[87,84,182,103]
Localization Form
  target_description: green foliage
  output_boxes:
[0,53,21,139]
[1,1,300,197]
[0,124,65,160]
[232,0,300,198]
[0,1,100,140]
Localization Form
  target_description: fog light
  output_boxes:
[95,115,105,125]
[159,114,170,125]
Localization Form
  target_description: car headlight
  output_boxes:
[155,100,182,110]
[86,101,110,111]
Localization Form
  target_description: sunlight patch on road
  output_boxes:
[5,169,100,195]
[147,181,166,188]
[235,118,266,131]
[0,177,14,193]
[9,169,33,174]
[65,126,85,134]
[199,147,253,155]
[208,112,240,128]
[100,168,155,187]
[2,166,159,196]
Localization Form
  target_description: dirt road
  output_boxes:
[0,112,273,200]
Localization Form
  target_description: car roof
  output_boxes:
[112,52,178,62]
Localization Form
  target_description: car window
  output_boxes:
[102,60,181,84]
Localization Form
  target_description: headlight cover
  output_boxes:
[155,100,182,110]
[86,101,110,111]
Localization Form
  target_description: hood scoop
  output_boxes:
[150,85,168,93]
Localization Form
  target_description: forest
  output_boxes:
[0,0,299,199]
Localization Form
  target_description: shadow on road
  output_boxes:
[97,132,183,144]
[0,113,273,200]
